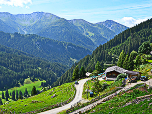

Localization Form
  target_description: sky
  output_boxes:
[0,0,152,27]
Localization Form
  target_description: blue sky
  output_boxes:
[0,0,152,27]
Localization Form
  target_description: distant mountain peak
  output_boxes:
[97,20,129,35]
[69,19,92,25]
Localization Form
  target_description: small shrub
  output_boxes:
[24,78,32,84]
[115,74,127,81]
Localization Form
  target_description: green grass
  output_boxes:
[82,79,114,100]
[0,80,45,96]
[0,82,76,113]
[84,84,152,114]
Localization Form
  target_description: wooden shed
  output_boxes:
[104,66,127,78]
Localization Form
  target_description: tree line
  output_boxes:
[117,41,152,70]
[0,86,39,105]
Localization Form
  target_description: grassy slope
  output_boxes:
[85,84,152,114]
[0,80,45,105]
[82,80,114,100]
[0,80,45,96]
[0,82,75,113]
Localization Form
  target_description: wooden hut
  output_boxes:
[104,66,141,80]
[104,66,127,79]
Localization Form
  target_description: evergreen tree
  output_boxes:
[117,50,126,67]
[123,53,129,69]
[16,90,18,100]
[31,86,37,96]
[79,66,86,78]
[72,65,79,81]
[12,90,15,100]
[24,88,28,97]
[19,91,23,99]
[0,97,3,105]
[88,68,93,73]
[134,54,142,68]
[95,61,102,72]
[5,89,9,101]
[128,50,138,70]
[2,91,5,99]
[138,41,151,54]
[92,78,102,95]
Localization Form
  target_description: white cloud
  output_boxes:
[0,0,32,7]
[116,17,148,27]
[0,6,1,8]
[25,6,29,9]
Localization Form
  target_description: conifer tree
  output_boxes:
[0,97,3,105]
[138,41,151,54]
[19,91,23,99]
[123,53,129,69]
[12,90,15,100]
[24,88,28,97]
[134,55,142,68]
[5,89,9,101]
[79,66,86,78]
[72,65,79,81]
[88,68,93,73]
[16,90,18,100]
[92,78,102,95]
[117,50,126,67]
[2,91,5,99]
[128,50,138,70]
[95,61,102,72]
[31,86,37,96]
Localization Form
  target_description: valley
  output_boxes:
[0,11,152,114]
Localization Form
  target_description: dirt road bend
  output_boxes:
[39,78,90,114]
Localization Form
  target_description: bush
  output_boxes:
[24,78,32,84]
[116,74,127,81]
[92,70,100,76]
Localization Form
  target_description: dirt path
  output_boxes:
[38,78,90,114]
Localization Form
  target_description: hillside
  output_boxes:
[0,44,68,90]
[0,82,75,113]
[0,31,91,67]
[0,12,128,50]
[52,18,152,87]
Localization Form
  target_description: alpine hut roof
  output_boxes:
[124,70,140,75]
[104,66,128,74]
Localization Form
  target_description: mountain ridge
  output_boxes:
[0,31,91,67]
[0,12,129,51]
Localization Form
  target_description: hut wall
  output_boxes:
[106,71,120,78]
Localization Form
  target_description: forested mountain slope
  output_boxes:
[0,12,128,50]
[52,18,152,87]
[0,31,91,67]
[0,44,68,90]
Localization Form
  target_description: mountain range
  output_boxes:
[0,12,128,51]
